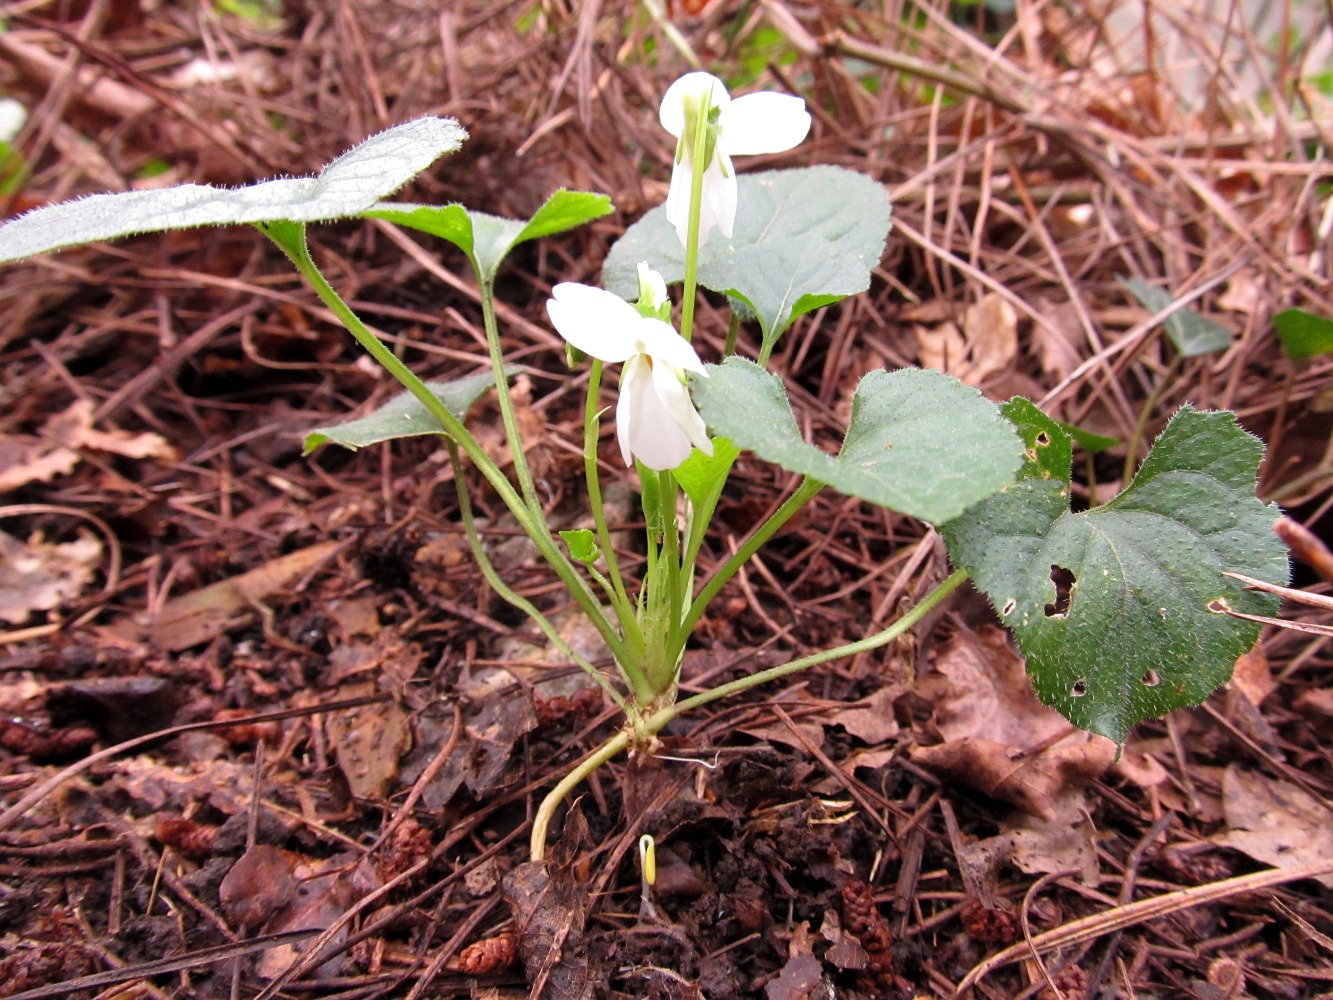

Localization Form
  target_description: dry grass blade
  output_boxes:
[1225,571,1333,613]
[952,858,1333,996]
[2,929,318,1000]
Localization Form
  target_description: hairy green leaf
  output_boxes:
[604,167,890,352]
[303,371,496,452]
[367,189,612,283]
[692,358,1021,524]
[0,118,467,264]
[943,404,1287,743]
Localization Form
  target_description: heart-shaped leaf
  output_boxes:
[942,403,1288,743]
[303,371,496,453]
[1120,276,1233,357]
[604,166,891,353]
[1273,308,1333,361]
[0,118,468,264]
[367,189,612,283]
[691,358,1022,524]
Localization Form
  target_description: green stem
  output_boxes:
[1122,356,1180,486]
[528,569,970,860]
[722,310,741,357]
[478,276,541,514]
[584,361,640,643]
[267,224,630,666]
[447,443,630,710]
[678,81,713,345]
[530,729,631,861]
[667,476,824,669]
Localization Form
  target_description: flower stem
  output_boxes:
[266,223,631,667]
[678,80,713,345]
[530,729,630,861]
[478,277,541,515]
[528,569,970,860]
[447,442,630,710]
[668,476,824,669]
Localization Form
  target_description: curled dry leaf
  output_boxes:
[914,292,1018,387]
[0,528,102,625]
[1216,766,1333,888]
[0,398,176,492]
[502,860,592,1000]
[911,626,1116,819]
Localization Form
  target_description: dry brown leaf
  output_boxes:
[959,293,1019,385]
[1029,295,1084,380]
[220,844,300,929]
[1229,648,1276,707]
[912,735,1110,821]
[913,294,1018,387]
[766,921,824,1000]
[914,320,967,375]
[143,540,340,650]
[324,596,381,638]
[740,716,825,752]
[910,627,1116,818]
[1114,742,1170,789]
[0,438,80,492]
[0,400,177,492]
[47,399,177,460]
[1216,766,1333,888]
[832,687,901,744]
[325,681,412,801]
[0,528,102,624]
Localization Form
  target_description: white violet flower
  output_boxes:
[546,267,713,471]
[659,71,811,248]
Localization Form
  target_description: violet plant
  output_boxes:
[0,74,1289,862]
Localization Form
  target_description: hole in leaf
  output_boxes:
[1001,598,1017,616]
[1142,669,1161,687]
[1044,565,1075,618]
[1071,679,1088,697]
[1208,597,1230,613]
[1035,432,1050,446]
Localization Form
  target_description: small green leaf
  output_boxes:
[1058,421,1119,455]
[0,118,468,264]
[942,406,1288,744]
[559,529,601,564]
[604,166,891,352]
[675,437,742,510]
[367,189,612,283]
[1273,308,1333,361]
[303,371,496,453]
[1119,276,1233,357]
[692,358,1022,524]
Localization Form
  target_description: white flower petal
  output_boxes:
[651,362,713,457]
[615,355,648,466]
[632,320,707,375]
[615,355,688,470]
[718,92,811,155]
[659,71,728,138]
[637,262,669,311]
[545,282,641,363]
[664,154,693,248]
[699,153,737,244]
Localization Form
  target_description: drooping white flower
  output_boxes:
[659,71,811,248]
[546,272,712,471]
